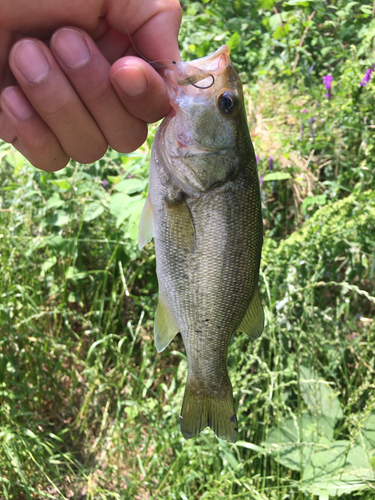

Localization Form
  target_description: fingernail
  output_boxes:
[112,66,147,97]
[2,87,34,120]
[53,28,90,69]
[13,41,50,83]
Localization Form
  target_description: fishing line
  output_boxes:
[125,28,176,69]
[124,29,214,89]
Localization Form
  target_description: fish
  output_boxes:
[138,46,264,443]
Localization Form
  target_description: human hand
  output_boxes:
[0,0,181,171]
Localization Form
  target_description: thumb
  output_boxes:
[106,0,182,63]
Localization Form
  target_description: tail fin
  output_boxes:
[180,382,238,443]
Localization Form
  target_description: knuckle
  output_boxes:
[38,95,72,118]
[83,79,114,105]
[34,94,73,120]
[0,127,17,143]
[163,0,182,13]
[31,130,60,154]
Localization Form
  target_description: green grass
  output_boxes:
[1,1,375,494]
[1,125,375,498]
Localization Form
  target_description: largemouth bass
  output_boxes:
[138,46,264,443]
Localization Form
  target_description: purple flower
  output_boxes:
[360,64,375,87]
[323,74,334,99]
[323,75,334,88]
[301,109,308,114]
[259,176,264,187]
[102,179,108,188]
[308,62,316,76]
[256,154,259,164]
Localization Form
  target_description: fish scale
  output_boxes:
[138,46,264,442]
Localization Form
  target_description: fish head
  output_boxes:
[160,46,250,194]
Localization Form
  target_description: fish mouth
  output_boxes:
[185,148,229,158]
[175,131,229,156]
[176,140,230,158]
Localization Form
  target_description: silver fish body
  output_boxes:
[138,46,264,443]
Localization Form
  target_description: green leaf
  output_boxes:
[108,193,132,218]
[257,0,275,9]
[45,234,69,250]
[299,366,343,421]
[360,413,375,452]
[115,196,145,229]
[114,178,147,195]
[227,32,241,52]
[45,210,71,226]
[302,441,373,498]
[5,149,26,171]
[40,256,57,278]
[84,202,104,222]
[124,220,140,243]
[217,439,239,470]
[302,195,327,216]
[46,195,65,209]
[107,175,122,184]
[360,5,373,15]
[65,266,88,281]
[214,32,228,42]
[76,182,93,195]
[236,441,266,453]
[273,25,290,40]
[285,0,313,5]
[263,172,291,181]
[24,429,37,439]
[50,179,71,191]
[25,236,46,257]
[321,47,332,57]
[263,412,334,471]
[125,405,139,420]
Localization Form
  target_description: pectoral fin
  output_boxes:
[154,294,179,353]
[238,286,264,340]
[138,196,154,250]
[165,198,195,253]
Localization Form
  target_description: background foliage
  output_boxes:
[1,0,375,498]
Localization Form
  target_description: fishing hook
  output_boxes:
[188,74,215,90]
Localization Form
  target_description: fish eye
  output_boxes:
[218,91,238,116]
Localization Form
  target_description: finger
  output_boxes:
[50,27,147,153]
[9,38,108,164]
[0,1,108,39]
[0,107,17,143]
[107,0,182,63]
[0,31,19,88]
[0,86,69,171]
[94,26,132,65]
[111,56,171,124]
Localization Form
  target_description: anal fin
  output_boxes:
[154,294,179,353]
[238,285,264,340]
